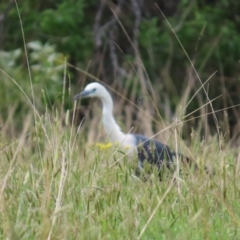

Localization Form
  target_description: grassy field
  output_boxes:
[0,107,240,240]
[1,4,240,239]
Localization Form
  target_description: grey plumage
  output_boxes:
[134,134,175,166]
[133,134,182,175]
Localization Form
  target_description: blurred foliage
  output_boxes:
[138,0,240,133]
[0,41,65,130]
[2,0,94,61]
[139,1,240,80]
[0,0,240,136]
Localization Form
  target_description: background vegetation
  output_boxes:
[1,0,240,140]
[0,0,240,239]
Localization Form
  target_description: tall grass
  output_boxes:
[0,109,240,239]
[1,2,240,240]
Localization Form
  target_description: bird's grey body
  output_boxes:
[73,82,182,173]
[133,134,176,170]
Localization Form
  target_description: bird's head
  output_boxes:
[73,82,108,101]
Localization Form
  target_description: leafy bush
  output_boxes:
[0,41,66,131]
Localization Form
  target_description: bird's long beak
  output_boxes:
[73,90,92,101]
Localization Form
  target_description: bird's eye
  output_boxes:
[92,88,97,92]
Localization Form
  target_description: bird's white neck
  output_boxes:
[100,92,126,143]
